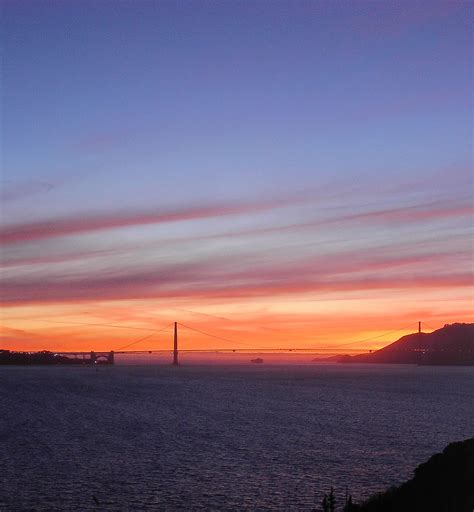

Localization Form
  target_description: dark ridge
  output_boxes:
[343,438,474,512]
[340,323,474,365]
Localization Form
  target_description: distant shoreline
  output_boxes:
[0,350,112,365]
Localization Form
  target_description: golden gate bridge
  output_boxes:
[45,320,433,365]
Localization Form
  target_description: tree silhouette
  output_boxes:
[321,493,329,512]
[328,487,336,512]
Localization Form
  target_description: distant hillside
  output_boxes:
[340,323,474,365]
[312,355,343,363]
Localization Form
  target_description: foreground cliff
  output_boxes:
[346,438,474,512]
[340,323,474,365]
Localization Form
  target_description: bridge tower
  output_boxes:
[417,321,423,365]
[173,322,179,365]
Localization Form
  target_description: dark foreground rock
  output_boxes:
[346,438,474,512]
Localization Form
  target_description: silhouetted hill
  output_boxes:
[345,438,474,512]
[340,323,474,365]
[0,350,106,365]
[312,355,343,362]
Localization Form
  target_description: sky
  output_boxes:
[1,0,473,355]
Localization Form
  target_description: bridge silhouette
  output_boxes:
[50,321,433,365]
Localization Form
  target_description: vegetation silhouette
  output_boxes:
[315,438,474,511]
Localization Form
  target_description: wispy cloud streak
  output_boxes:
[2,197,471,246]
[2,271,471,305]
[336,202,474,225]
[1,248,471,306]
[0,196,304,244]
[1,180,54,203]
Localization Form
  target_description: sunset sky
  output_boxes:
[1,1,472,354]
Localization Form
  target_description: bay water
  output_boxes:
[1,364,472,510]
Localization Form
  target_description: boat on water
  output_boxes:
[251,357,264,364]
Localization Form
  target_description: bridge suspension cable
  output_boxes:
[422,322,439,332]
[32,318,176,352]
[177,322,257,347]
[332,323,419,348]
[34,319,162,332]
[116,323,174,351]
[5,317,433,355]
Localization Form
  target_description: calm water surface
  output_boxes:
[0,364,473,511]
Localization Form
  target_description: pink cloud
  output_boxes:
[1,248,471,306]
[1,271,471,306]
[0,248,118,268]
[2,186,471,248]
[337,202,474,225]
[0,195,304,245]
[143,200,472,247]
